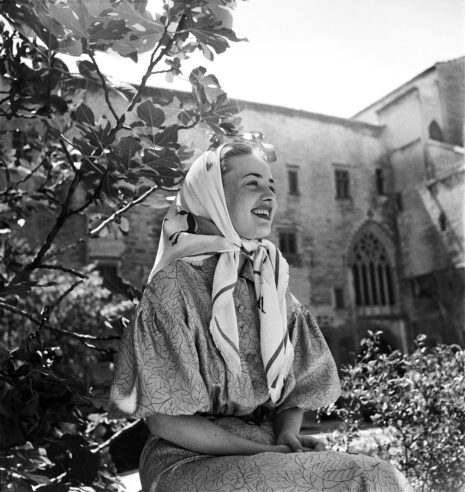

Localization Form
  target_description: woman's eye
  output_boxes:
[246,181,258,187]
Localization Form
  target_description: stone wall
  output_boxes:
[437,58,465,147]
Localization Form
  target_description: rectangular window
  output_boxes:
[279,231,298,255]
[334,287,345,309]
[287,167,299,195]
[96,262,119,290]
[375,168,385,195]
[335,169,350,199]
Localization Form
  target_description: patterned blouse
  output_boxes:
[109,255,341,420]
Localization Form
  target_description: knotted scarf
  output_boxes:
[147,146,293,403]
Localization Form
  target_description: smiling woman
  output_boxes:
[108,143,413,491]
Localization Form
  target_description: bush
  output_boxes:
[320,331,465,492]
[0,269,132,491]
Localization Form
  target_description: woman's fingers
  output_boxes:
[298,435,327,451]
[276,432,304,452]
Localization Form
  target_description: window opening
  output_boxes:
[334,287,345,309]
[335,169,350,199]
[439,211,447,231]
[279,231,297,255]
[428,120,443,141]
[375,168,385,195]
[351,232,395,306]
[287,168,299,195]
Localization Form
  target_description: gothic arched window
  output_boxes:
[351,231,395,307]
[428,120,443,142]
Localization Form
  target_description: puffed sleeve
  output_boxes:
[276,292,341,412]
[108,266,211,419]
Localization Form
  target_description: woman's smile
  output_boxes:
[251,206,272,220]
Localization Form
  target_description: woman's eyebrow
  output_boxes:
[242,172,275,184]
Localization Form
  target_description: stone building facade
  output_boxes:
[4,57,464,366]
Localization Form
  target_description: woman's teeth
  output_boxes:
[252,209,270,219]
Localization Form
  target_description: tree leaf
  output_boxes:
[150,88,174,106]
[151,125,179,147]
[136,100,165,127]
[74,104,95,126]
[113,136,141,168]
[88,18,129,46]
[48,2,90,39]
[77,60,98,79]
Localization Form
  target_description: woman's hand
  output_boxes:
[276,431,326,453]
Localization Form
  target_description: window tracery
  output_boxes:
[351,231,395,307]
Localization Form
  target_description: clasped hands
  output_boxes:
[275,431,326,453]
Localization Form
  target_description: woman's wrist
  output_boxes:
[274,407,304,437]
[267,443,292,453]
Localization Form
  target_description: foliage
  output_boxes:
[320,331,465,492]
[0,268,130,381]
[0,0,245,489]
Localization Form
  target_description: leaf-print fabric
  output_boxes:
[109,257,412,491]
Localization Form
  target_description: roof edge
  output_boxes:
[137,85,383,132]
[351,64,437,119]
[235,98,384,132]
[351,56,465,119]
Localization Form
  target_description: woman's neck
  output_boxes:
[237,253,246,273]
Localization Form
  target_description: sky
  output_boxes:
[95,0,465,118]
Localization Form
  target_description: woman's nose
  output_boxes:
[261,186,276,200]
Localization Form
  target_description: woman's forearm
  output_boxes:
[146,413,290,456]
[274,407,304,437]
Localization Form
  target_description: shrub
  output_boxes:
[321,331,465,492]
[0,269,132,490]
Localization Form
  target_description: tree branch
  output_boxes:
[126,14,187,113]
[43,237,87,262]
[89,186,158,237]
[10,160,45,186]
[37,264,87,279]
[91,419,141,453]
[87,50,120,122]
[49,280,83,314]
[0,301,120,342]
[69,171,107,215]
[45,324,120,342]
[58,135,79,173]
[8,168,83,285]
[150,68,174,76]
[0,300,42,325]
[0,95,11,106]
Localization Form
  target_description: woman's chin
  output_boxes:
[240,228,272,240]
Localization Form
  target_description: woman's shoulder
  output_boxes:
[145,256,217,295]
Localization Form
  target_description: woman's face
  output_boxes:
[222,153,277,239]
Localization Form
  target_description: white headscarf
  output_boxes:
[148,145,293,403]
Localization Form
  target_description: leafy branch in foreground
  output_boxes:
[0,0,245,489]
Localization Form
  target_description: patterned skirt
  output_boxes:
[139,417,412,492]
